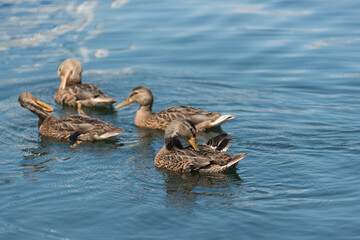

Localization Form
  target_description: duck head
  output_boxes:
[18,93,53,120]
[57,59,82,90]
[115,86,154,109]
[164,119,199,151]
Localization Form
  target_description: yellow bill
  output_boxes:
[115,98,134,109]
[36,100,54,112]
[59,71,70,90]
[188,137,199,151]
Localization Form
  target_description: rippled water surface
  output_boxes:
[1,0,360,239]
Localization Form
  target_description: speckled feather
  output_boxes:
[154,120,246,173]
[117,86,234,131]
[55,59,116,108]
[55,83,115,107]
[155,146,211,172]
[39,114,124,141]
[141,105,223,130]
[19,93,123,141]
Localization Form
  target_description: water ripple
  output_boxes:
[1,0,360,239]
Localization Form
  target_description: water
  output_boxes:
[1,0,360,239]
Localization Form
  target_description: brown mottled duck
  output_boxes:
[19,93,123,143]
[115,86,234,131]
[54,59,116,113]
[154,119,246,173]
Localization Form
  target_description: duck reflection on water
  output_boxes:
[20,135,123,181]
[160,169,243,209]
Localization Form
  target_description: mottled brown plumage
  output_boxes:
[19,93,124,141]
[55,59,116,109]
[154,119,246,173]
[115,86,234,131]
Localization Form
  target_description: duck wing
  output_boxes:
[52,114,123,140]
[144,109,186,130]
[149,106,233,131]
[143,106,213,130]
[158,147,211,172]
[165,105,210,115]
[173,147,245,172]
[55,84,116,107]
[198,134,246,172]
[205,133,231,151]
[164,106,218,124]
[198,153,247,173]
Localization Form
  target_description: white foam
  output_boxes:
[94,49,110,58]
[305,38,357,49]
[2,0,37,3]
[234,4,312,16]
[0,1,98,51]
[83,67,134,76]
[111,0,129,9]
[79,47,92,63]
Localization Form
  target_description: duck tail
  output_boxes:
[93,97,117,104]
[210,114,234,127]
[77,97,117,108]
[222,153,247,171]
[201,153,247,173]
[96,128,124,140]
[217,138,231,152]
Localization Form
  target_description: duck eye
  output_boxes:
[130,91,138,97]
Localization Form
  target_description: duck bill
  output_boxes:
[188,137,199,151]
[115,98,134,109]
[59,72,69,90]
[36,100,54,112]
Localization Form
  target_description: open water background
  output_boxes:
[0,0,360,239]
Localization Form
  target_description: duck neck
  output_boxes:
[66,81,81,88]
[165,136,183,150]
[28,105,50,127]
[38,116,47,128]
[135,104,153,127]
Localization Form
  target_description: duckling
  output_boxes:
[54,59,116,113]
[155,119,246,173]
[19,93,123,142]
[115,86,234,131]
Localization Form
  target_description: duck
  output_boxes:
[154,119,246,173]
[115,86,234,131]
[54,59,116,113]
[19,93,123,143]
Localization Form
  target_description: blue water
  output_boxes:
[1,0,360,239]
